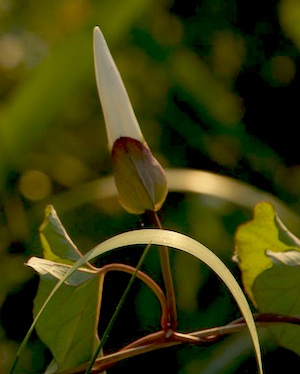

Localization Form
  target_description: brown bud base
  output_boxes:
[111,137,168,214]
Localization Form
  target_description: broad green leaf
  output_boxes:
[26,206,102,373]
[29,261,101,372]
[234,202,300,304]
[25,228,263,374]
[253,254,300,356]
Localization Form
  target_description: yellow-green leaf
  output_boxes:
[234,202,300,305]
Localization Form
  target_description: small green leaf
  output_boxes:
[39,205,82,265]
[253,261,300,356]
[234,202,300,304]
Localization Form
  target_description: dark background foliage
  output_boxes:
[1,0,300,372]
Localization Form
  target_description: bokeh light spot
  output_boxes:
[0,34,24,69]
[262,55,296,86]
[19,170,52,201]
[211,30,245,81]
[270,55,296,85]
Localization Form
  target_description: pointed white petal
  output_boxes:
[93,27,144,149]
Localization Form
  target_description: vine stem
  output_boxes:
[98,263,169,327]
[147,210,177,331]
[62,313,300,373]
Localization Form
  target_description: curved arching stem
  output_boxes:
[98,263,169,327]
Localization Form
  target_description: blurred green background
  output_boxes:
[1,0,300,372]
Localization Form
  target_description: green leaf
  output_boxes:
[234,202,300,304]
[26,206,102,372]
[39,205,82,265]
[253,256,300,356]
[30,262,101,372]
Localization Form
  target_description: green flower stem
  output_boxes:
[158,245,177,330]
[147,210,177,331]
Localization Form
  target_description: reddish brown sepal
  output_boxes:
[111,137,168,214]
